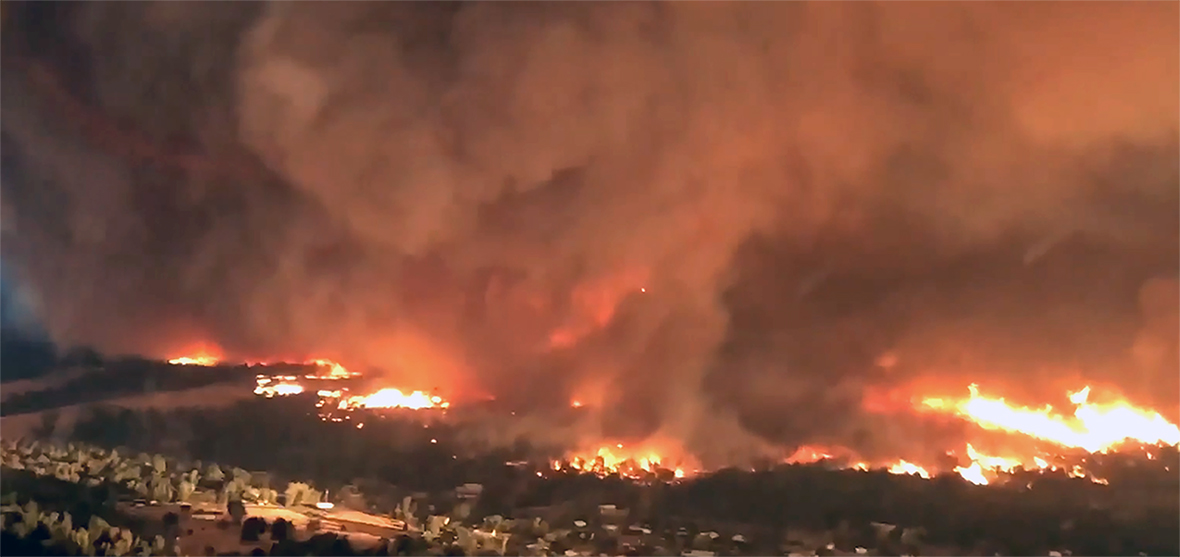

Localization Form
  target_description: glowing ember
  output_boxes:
[340,388,449,410]
[922,384,1180,452]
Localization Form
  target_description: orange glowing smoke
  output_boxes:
[549,268,649,349]
[921,384,1180,453]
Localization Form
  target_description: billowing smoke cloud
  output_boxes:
[2,2,1177,464]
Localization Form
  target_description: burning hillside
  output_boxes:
[2,2,1177,498]
[164,348,1179,489]
[166,353,448,411]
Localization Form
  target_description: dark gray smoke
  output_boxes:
[2,2,1177,464]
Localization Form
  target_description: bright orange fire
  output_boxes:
[168,349,360,377]
[921,384,1180,452]
[168,355,220,366]
[252,370,450,412]
[776,382,1179,486]
[167,343,1174,486]
[951,443,1031,486]
[338,388,450,410]
[165,347,448,413]
[887,460,930,478]
[785,445,930,479]
[781,440,1112,486]
[165,342,224,366]
[555,443,688,479]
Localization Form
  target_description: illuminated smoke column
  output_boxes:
[1,3,1176,464]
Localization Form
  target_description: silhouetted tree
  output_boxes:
[163,511,181,544]
[270,518,291,542]
[240,517,267,542]
[228,501,246,525]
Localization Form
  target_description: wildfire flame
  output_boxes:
[952,443,1031,486]
[887,460,931,478]
[778,382,1179,486]
[165,347,448,414]
[339,388,449,410]
[168,344,1173,487]
[555,443,687,479]
[168,350,360,377]
[254,376,306,397]
[252,371,449,412]
[168,354,220,366]
[921,384,1180,452]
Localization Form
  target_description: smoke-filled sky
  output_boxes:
[2,2,1177,463]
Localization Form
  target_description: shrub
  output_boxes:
[270,518,291,542]
[162,511,181,541]
[240,516,267,542]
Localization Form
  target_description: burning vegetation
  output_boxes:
[164,348,1179,490]
[167,354,449,412]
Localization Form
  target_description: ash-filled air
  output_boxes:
[1,2,1177,466]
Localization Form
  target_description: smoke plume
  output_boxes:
[2,2,1177,463]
